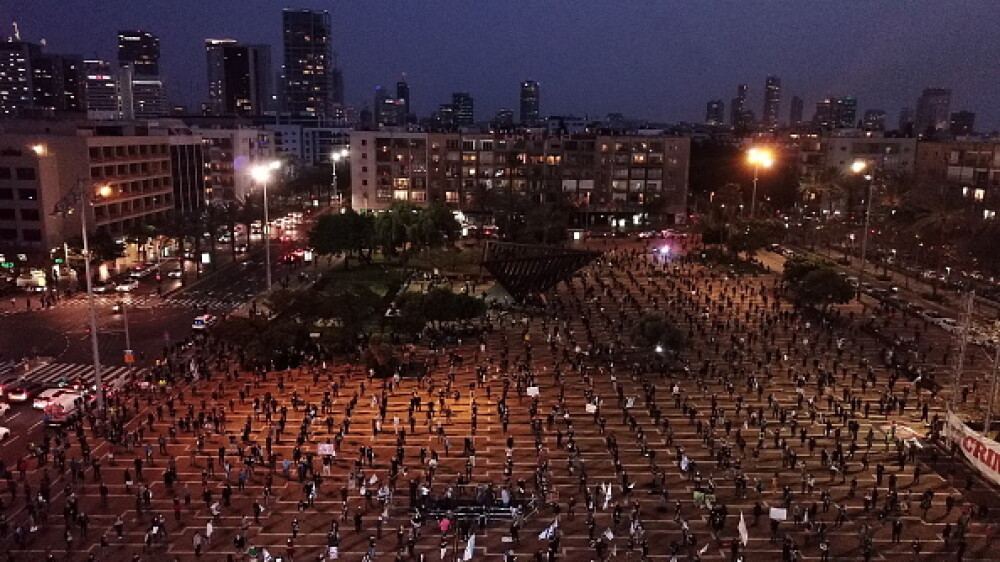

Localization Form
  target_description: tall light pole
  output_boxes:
[851,160,874,301]
[747,147,774,219]
[331,148,349,209]
[251,161,281,291]
[52,179,113,410]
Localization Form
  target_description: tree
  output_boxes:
[792,267,854,309]
[726,219,783,258]
[309,210,374,269]
[362,333,398,377]
[523,202,570,244]
[798,168,847,214]
[629,312,685,351]
[782,255,830,286]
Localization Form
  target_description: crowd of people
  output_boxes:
[0,236,995,562]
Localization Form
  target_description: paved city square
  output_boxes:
[0,238,995,562]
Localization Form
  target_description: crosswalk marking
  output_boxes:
[23,362,138,388]
[58,293,241,312]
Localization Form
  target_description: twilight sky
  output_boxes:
[5,1,1000,129]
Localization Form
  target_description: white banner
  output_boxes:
[947,410,1000,487]
[317,443,336,456]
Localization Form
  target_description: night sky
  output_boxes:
[6,1,1000,128]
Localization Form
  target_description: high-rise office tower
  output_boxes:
[898,107,914,133]
[492,108,515,130]
[282,9,336,117]
[862,109,886,131]
[705,99,724,125]
[373,85,404,128]
[206,39,272,116]
[914,87,952,136]
[520,80,540,126]
[762,76,781,128]
[396,78,410,121]
[118,30,165,117]
[730,83,748,126]
[812,98,834,129]
[453,92,474,127]
[0,41,85,116]
[835,96,857,128]
[949,111,975,136]
[789,96,804,126]
[117,30,160,75]
[83,59,121,116]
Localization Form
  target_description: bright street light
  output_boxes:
[851,160,867,174]
[747,147,775,218]
[251,160,281,291]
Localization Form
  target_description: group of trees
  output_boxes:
[782,256,854,309]
[389,287,487,334]
[309,202,460,267]
[630,312,686,352]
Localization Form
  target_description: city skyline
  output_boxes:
[4,1,1000,128]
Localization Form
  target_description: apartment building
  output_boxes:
[350,131,689,223]
[0,120,174,262]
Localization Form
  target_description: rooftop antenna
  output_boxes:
[12,21,20,41]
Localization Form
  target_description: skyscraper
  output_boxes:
[705,99,724,125]
[0,41,85,116]
[812,98,834,129]
[206,39,272,116]
[282,9,336,117]
[453,92,474,127]
[373,85,404,128]
[117,30,160,75]
[835,96,857,128]
[762,76,781,128]
[396,78,410,122]
[83,59,121,116]
[862,109,886,131]
[898,107,914,133]
[731,84,751,129]
[914,87,952,136]
[118,30,165,117]
[520,80,540,126]
[949,111,975,136]
[789,96,804,127]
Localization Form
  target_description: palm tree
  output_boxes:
[902,182,970,295]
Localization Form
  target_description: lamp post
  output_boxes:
[251,161,281,291]
[52,179,112,410]
[851,160,874,301]
[331,148,349,209]
[747,147,774,219]
[985,323,1000,437]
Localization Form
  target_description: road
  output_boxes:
[0,216,316,458]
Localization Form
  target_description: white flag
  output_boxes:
[738,512,749,546]
[603,528,614,540]
[463,534,476,561]
[699,543,710,555]
[538,519,558,540]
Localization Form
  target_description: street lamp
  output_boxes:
[747,147,774,219]
[51,179,112,410]
[851,159,874,300]
[331,148,349,209]
[251,161,281,291]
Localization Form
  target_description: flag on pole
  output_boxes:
[738,511,749,546]
[463,534,476,561]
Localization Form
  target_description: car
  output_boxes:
[116,279,139,292]
[167,269,183,278]
[0,403,9,417]
[112,301,124,314]
[6,381,43,403]
[0,427,9,440]
[128,266,149,278]
[91,282,113,294]
[192,314,218,331]
[33,388,80,410]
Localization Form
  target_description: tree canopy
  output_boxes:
[629,312,686,351]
